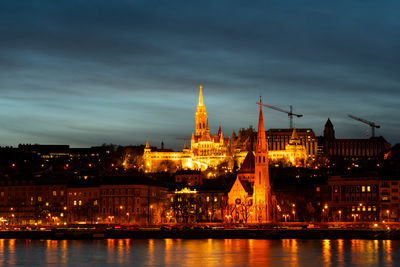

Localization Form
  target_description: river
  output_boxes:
[0,239,397,266]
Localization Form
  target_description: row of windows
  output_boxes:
[69,192,98,198]
[172,196,221,203]
[102,207,141,214]
[351,206,377,212]
[101,189,144,196]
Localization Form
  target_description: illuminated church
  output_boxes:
[227,100,274,223]
[144,85,232,172]
[143,85,309,172]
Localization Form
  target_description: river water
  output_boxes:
[0,239,398,266]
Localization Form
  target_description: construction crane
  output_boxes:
[256,102,303,129]
[348,114,380,138]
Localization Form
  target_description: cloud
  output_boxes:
[0,0,399,148]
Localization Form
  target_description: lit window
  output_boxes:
[53,191,57,196]
[94,200,98,206]
[352,206,355,211]
[367,186,371,192]
[170,197,174,202]
[38,196,42,202]
[373,206,376,211]
[46,202,49,206]
[78,200,82,206]
[214,197,218,202]
[362,206,366,211]
[207,196,210,202]
[316,187,320,192]
[73,200,77,206]
[368,206,371,211]
[362,186,365,192]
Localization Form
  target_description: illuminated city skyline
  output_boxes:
[1,1,399,149]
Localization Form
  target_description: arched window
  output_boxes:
[259,172,261,184]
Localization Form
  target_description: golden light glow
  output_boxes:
[175,188,197,194]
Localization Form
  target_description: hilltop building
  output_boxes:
[144,85,232,172]
[321,118,390,162]
[143,86,311,172]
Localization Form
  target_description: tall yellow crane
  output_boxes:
[256,102,303,129]
[348,114,380,137]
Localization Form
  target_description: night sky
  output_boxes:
[1,1,399,149]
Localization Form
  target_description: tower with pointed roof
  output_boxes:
[253,99,272,223]
[324,118,335,140]
[195,85,208,137]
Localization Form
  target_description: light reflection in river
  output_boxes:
[0,239,398,266]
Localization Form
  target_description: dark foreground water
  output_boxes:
[0,239,398,266]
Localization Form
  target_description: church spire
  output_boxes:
[198,85,204,106]
[256,100,267,152]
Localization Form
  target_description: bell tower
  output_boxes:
[195,85,208,136]
[253,99,271,223]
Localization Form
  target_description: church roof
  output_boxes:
[239,179,253,195]
[238,151,255,174]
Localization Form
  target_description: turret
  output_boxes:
[324,118,335,140]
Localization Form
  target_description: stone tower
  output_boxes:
[253,100,272,223]
[195,85,208,136]
[324,118,335,140]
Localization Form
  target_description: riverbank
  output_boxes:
[1,228,400,240]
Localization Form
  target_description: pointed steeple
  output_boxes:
[324,118,335,140]
[198,85,204,106]
[256,101,267,152]
[145,140,150,148]
[254,97,271,223]
[218,125,222,136]
[195,85,207,136]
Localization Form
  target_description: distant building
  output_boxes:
[327,176,380,222]
[67,179,100,223]
[168,187,227,223]
[99,176,168,225]
[174,170,202,186]
[321,118,391,162]
[379,178,400,222]
[0,176,67,225]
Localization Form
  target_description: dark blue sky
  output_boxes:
[1,0,399,149]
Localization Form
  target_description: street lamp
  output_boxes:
[208,211,212,223]
[292,210,296,222]
[283,214,289,222]
[386,210,390,222]
[352,213,359,222]
[338,210,342,222]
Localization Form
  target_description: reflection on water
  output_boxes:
[0,238,398,266]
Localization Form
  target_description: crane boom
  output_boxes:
[256,102,303,129]
[348,114,380,137]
